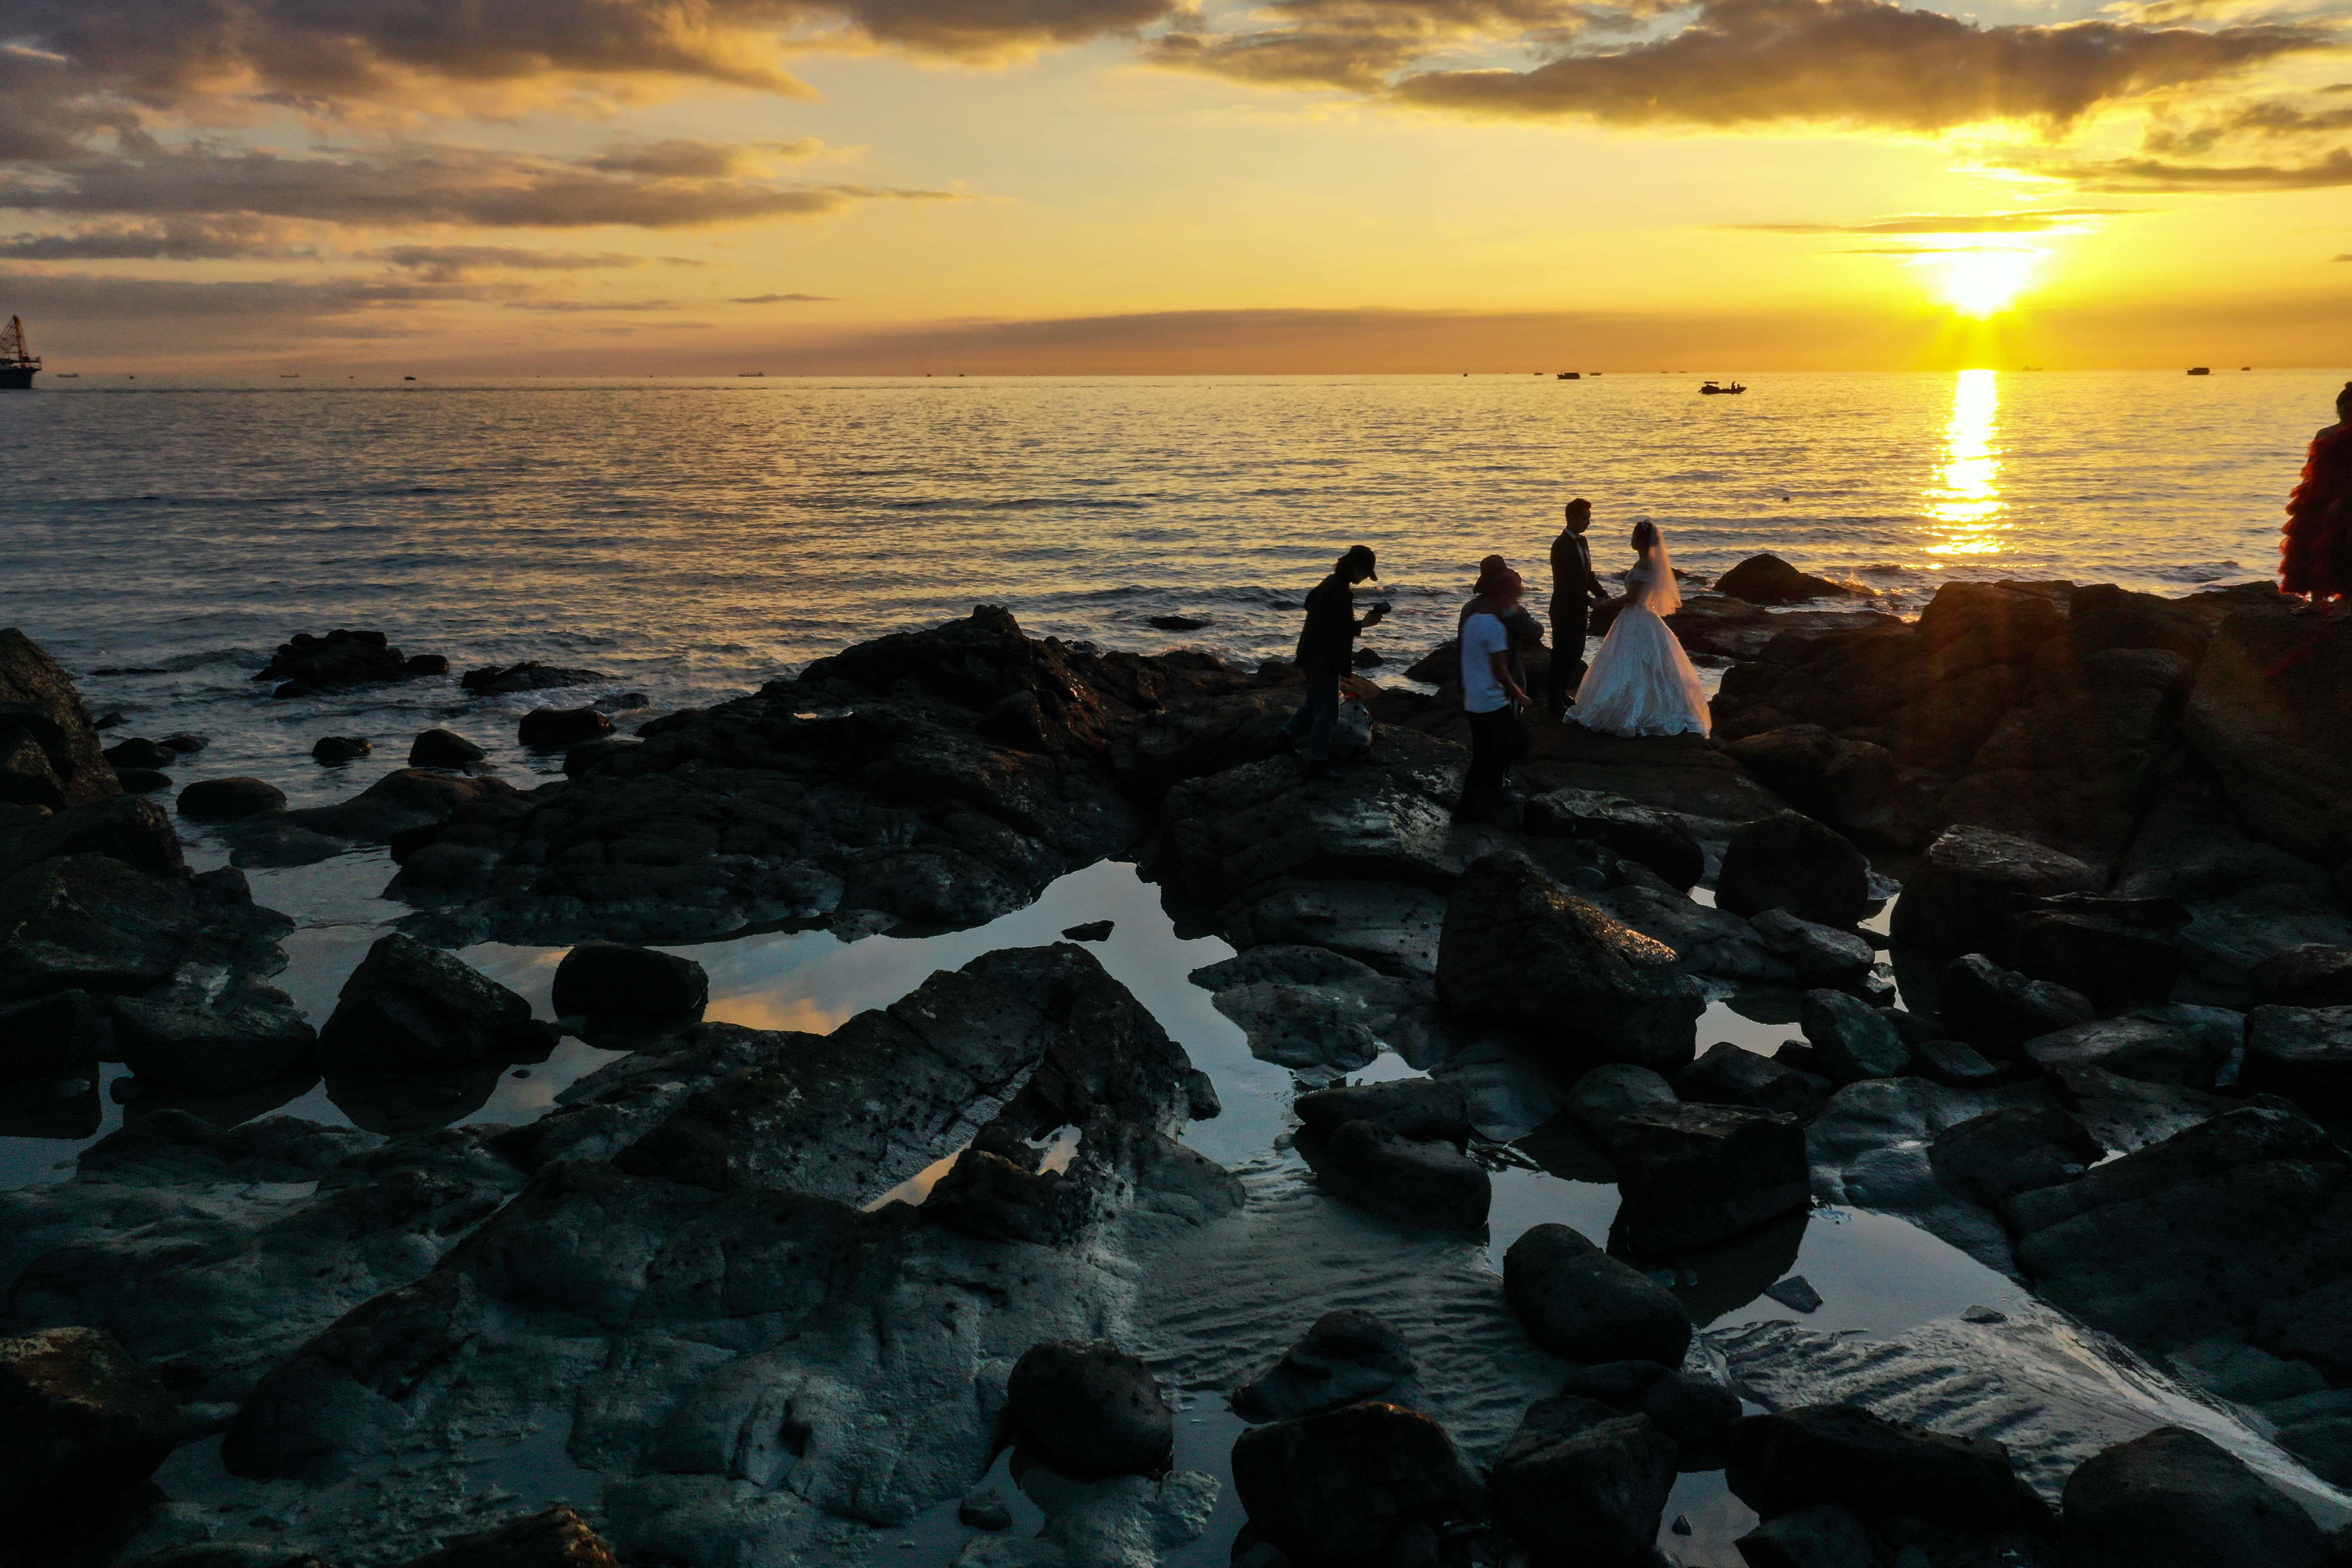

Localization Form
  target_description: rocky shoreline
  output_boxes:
[4,567,2352,1567]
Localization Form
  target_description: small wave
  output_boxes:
[2148,560,2242,583]
[878,496,1147,512]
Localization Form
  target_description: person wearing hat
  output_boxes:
[1279,544,1387,778]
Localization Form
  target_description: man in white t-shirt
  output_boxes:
[1458,567,1531,819]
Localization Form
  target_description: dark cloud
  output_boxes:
[502,298,676,310]
[1384,0,2331,129]
[1145,0,1640,90]
[732,292,835,301]
[0,266,502,345]
[1728,207,2141,235]
[373,245,686,279]
[0,217,315,260]
[2036,147,2352,189]
[0,142,965,230]
[2142,96,2352,156]
[579,138,827,177]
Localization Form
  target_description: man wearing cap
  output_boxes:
[1279,544,1387,779]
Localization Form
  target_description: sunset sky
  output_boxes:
[3,0,2347,371]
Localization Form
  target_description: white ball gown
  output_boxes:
[1571,558,1712,737]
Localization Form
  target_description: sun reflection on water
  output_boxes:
[1925,368,2005,557]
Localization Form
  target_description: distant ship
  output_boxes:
[1556,371,1581,380]
[0,316,39,390]
[2187,366,2211,376]
[1700,380,1746,395]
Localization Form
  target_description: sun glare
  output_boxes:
[1929,249,2041,318]
[1924,368,2005,557]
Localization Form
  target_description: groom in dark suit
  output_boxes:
[1547,498,1611,716]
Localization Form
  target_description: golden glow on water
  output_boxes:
[1925,369,2005,557]
[1928,249,2040,319]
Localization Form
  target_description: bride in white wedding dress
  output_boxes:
[1571,520,1712,737]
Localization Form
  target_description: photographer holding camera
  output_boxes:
[1277,543,1387,780]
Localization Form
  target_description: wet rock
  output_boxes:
[1587,876,1798,986]
[2181,592,2352,869]
[0,793,187,883]
[1294,1078,1470,1145]
[1735,1503,1873,1568]
[560,735,641,778]
[409,729,487,768]
[2022,1016,2216,1090]
[176,777,287,822]
[257,629,445,697]
[2004,1106,2352,1348]
[1938,954,2095,1059]
[1558,1361,1742,1450]
[1189,945,1435,1077]
[1229,1402,1476,1561]
[2244,1005,2352,1117]
[1929,1105,2100,1208]
[1725,1403,2023,1526]
[1751,909,1877,989]
[278,769,513,845]
[1436,851,1702,1075]
[0,1325,178,1525]
[2248,947,2352,1012]
[1566,1063,1678,1143]
[1231,1310,1415,1422]
[397,1505,622,1568]
[548,941,707,1033]
[1523,787,1705,890]
[1006,1341,1172,1480]
[0,989,101,1078]
[1715,813,1870,928]
[516,707,612,752]
[115,767,171,793]
[1716,554,1863,606]
[113,977,317,1094]
[1674,1042,1831,1121]
[2009,904,2185,1012]
[1801,989,1910,1083]
[2255,1280,2352,1383]
[318,931,536,1073]
[1611,1102,1810,1254]
[0,630,121,810]
[2062,1425,2327,1568]
[1062,919,1113,941]
[0,853,196,1001]
[104,737,178,770]
[1890,826,2100,956]
[1306,1118,1490,1230]
[1908,1038,2001,1089]
[960,1485,1015,1531]
[459,661,613,695]
[311,735,372,765]
[1504,1222,1693,1366]
[1763,1276,1824,1314]
[1488,1397,1677,1563]
[1149,614,1209,632]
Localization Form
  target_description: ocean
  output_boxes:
[1,367,2333,806]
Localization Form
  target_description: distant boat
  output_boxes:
[55,372,78,379]
[404,375,416,380]
[2021,365,2044,371]
[0,316,41,390]
[738,371,764,377]
[1700,380,1746,395]
[1557,371,1581,380]
[2187,367,2211,376]
[2242,366,2254,371]
[279,373,300,379]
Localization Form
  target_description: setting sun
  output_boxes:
[1929,249,2043,319]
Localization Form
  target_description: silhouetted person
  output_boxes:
[1459,553,1544,695]
[1280,545,1386,778]
[1458,567,1531,821]
[2284,382,2352,618]
[1548,499,1610,714]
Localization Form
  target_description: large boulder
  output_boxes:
[1715,813,1870,928]
[0,1326,178,1527]
[2252,945,2352,1008]
[461,661,612,695]
[2023,1016,2217,1090]
[2182,592,2352,868]
[0,793,187,884]
[1891,826,2100,955]
[1751,907,1877,989]
[1488,1397,1677,1564]
[1229,1402,1476,1561]
[2061,1425,2328,1568]
[0,989,102,1078]
[1610,1103,1810,1254]
[1231,1310,1415,1423]
[1800,989,1911,1083]
[1928,1105,2101,1208]
[1565,1063,1678,1143]
[255,628,445,697]
[176,778,287,823]
[1725,1403,2023,1526]
[516,707,612,751]
[548,941,708,1032]
[112,979,317,1094]
[409,729,487,768]
[1293,1078,1470,1145]
[2243,1006,2352,1118]
[1437,851,1701,1074]
[317,931,537,1073]
[0,853,196,1002]
[1674,1041,1831,1120]
[1305,1119,1490,1230]
[2009,900,2186,1012]
[1504,1223,1692,1366]
[0,628,120,809]
[1559,1360,1742,1451]
[1736,1504,1874,1568]
[1523,787,1705,890]
[1715,554,1862,606]
[1938,953,2095,1058]
[1005,1340,1172,1480]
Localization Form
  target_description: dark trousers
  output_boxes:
[1548,603,1590,713]
[1465,705,1522,796]
[1281,669,1342,761]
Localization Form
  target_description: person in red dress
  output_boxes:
[2282,382,2352,616]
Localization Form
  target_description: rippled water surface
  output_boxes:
[0,368,2332,802]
